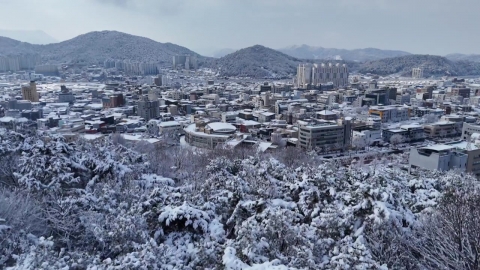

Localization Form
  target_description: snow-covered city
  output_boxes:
[2,1,480,269]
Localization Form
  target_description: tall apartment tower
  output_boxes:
[296,63,349,88]
[173,55,197,70]
[21,81,39,102]
[412,68,423,79]
[296,64,312,89]
[312,63,349,87]
[137,95,160,121]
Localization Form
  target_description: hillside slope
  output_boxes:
[279,44,411,61]
[0,31,203,66]
[358,54,480,77]
[213,45,302,78]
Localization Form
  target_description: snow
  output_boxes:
[81,134,104,140]
[257,142,272,152]
[206,122,236,132]
[421,144,455,151]
[159,121,180,127]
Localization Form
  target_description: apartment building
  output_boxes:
[450,87,470,99]
[409,141,480,177]
[297,118,352,150]
[21,81,39,102]
[462,123,480,140]
[312,63,349,87]
[382,124,424,143]
[409,145,467,172]
[424,121,462,139]
[296,63,349,88]
[412,68,423,79]
[352,125,382,146]
[137,95,160,121]
[369,105,409,123]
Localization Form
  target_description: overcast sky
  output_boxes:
[0,0,478,56]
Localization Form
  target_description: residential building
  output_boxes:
[137,95,160,121]
[296,64,312,89]
[21,81,39,102]
[296,63,349,88]
[424,121,462,139]
[352,125,382,146]
[462,122,480,140]
[312,63,349,87]
[58,85,75,103]
[409,145,467,172]
[450,87,470,99]
[369,105,409,123]
[409,141,480,177]
[412,68,423,79]
[297,117,352,150]
[382,124,424,143]
[173,55,197,70]
[34,64,59,76]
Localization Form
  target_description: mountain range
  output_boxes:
[359,55,480,77]
[278,44,411,62]
[1,30,480,78]
[0,29,58,44]
[0,31,202,66]
[445,53,480,63]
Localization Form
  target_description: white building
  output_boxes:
[409,144,467,172]
[412,68,423,79]
[184,122,237,149]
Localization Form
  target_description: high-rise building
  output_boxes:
[412,68,423,79]
[173,55,197,70]
[312,63,349,87]
[296,64,312,89]
[296,63,349,88]
[21,81,39,102]
[35,64,59,76]
[0,54,40,72]
[137,96,159,121]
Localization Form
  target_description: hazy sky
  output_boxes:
[0,0,478,56]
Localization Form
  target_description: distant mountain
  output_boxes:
[0,29,57,44]
[358,54,480,77]
[445,53,480,63]
[0,31,204,66]
[0,36,37,55]
[212,48,236,58]
[213,45,302,78]
[279,44,411,62]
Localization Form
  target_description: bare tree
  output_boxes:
[0,153,18,188]
[271,135,286,148]
[439,129,448,139]
[277,146,305,168]
[423,114,439,124]
[390,134,405,148]
[352,136,366,153]
[411,188,480,270]
[111,133,126,146]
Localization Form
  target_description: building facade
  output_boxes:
[297,118,352,151]
[412,68,423,79]
[137,96,160,121]
[21,81,39,102]
[296,63,349,88]
[369,105,409,123]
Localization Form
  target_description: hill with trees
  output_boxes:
[1,129,480,269]
[358,54,480,77]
